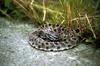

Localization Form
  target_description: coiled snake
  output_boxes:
[28,24,79,51]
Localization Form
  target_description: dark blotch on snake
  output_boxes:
[57,46,61,49]
[61,28,64,31]
[54,29,57,32]
[48,24,51,26]
[56,24,59,27]
[67,45,71,47]
[72,37,77,40]
[46,46,49,49]
[55,42,59,45]
[38,45,41,48]
[32,42,34,45]
[46,42,49,45]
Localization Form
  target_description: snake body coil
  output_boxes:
[28,24,79,51]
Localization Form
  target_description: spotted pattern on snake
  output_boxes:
[28,24,80,52]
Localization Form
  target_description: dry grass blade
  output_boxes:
[0,9,13,21]
[85,14,96,39]
[13,0,39,21]
[42,0,47,21]
[32,4,63,15]
[71,15,100,21]
[67,4,72,28]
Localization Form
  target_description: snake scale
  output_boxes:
[28,24,79,52]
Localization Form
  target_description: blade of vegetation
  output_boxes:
[85,14,96,39]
